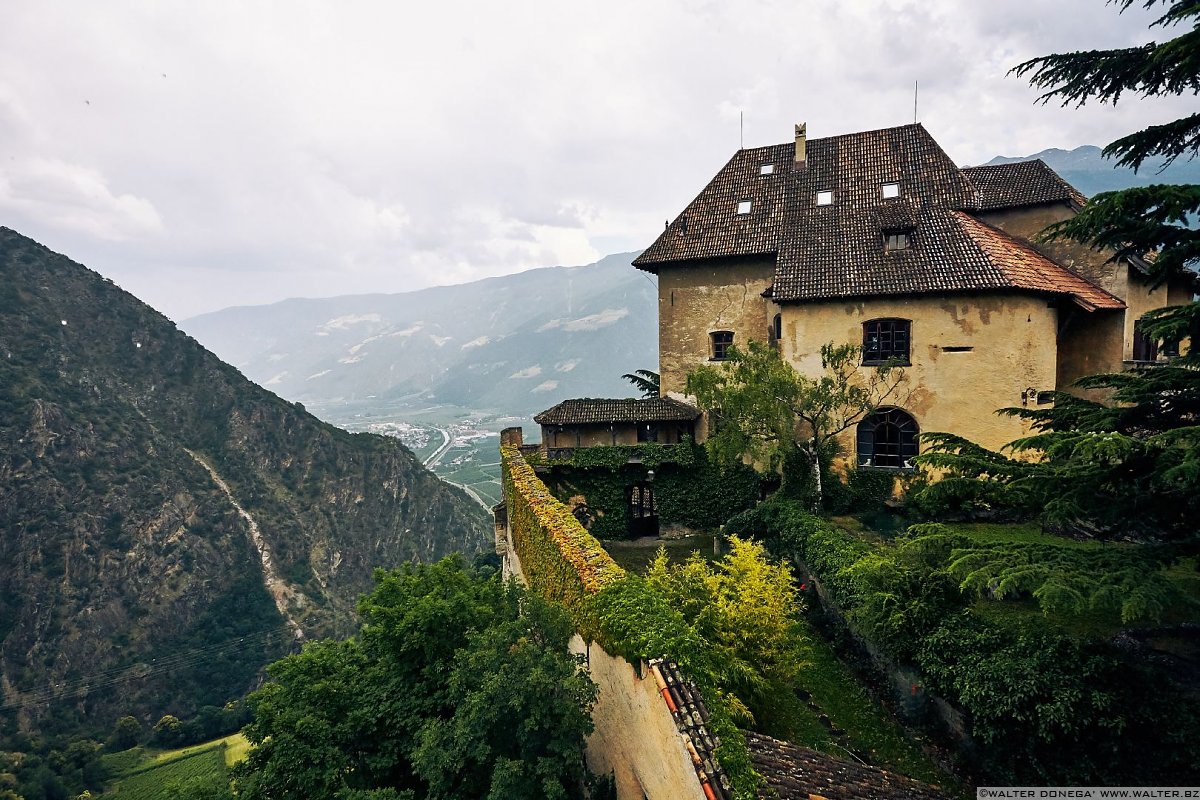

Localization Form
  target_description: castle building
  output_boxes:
[633,122,1194,467]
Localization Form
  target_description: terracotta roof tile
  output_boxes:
[962,159,1088,210]
[952,212,1125,310]
[745,731,954,800]
[533,397,700,426]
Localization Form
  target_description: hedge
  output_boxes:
[725,499,1200,785]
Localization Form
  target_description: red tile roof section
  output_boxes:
[952,212,1125,310]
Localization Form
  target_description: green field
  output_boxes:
[103,734,250,798]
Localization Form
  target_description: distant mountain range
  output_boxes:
[981,144,1200,198]
[182,252,658,417]
[0,227,490,733]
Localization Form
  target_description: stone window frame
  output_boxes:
[862,318,911,366]
[856,406,919,470]
[710,330,734,361]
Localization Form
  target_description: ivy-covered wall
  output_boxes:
[537,441,759,539]
[499,445,759,799]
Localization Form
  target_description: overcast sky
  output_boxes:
[1,1,1191,319]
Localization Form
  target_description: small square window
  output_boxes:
[711,331,734,360]
[882,183,900,199]
[737,200,752,214]
[760,164,774,175]
[816,190,833,206]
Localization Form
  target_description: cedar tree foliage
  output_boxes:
[919,0,1200,545]
[620,369,660,398]
[686,341,906,510]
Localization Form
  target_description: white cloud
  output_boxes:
[0,0,1186,318]
[532,380,559,393]
[509,366,543,380]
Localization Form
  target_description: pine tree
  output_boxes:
[1011,0,1200,348]
[918,2,1200,546]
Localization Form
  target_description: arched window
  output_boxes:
[862,318,911,365]
[710,331,734,360]
[772,313,782,342]
[857,407,919,469]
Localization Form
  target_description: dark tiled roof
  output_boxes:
[634,124,975,269]
[962,159,1088,210]
[745,732,953,800]
[633,124,1113,311]
[533,397,700,426]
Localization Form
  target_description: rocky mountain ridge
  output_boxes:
[0,227,491,734]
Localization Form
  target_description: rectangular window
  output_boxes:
[711,331,734,361]
[1132,320,1159,362]
[737,199,752,214]
[882,182,900,199]
[760,164,774,175]
[816,190,833,206]
[863,319,911,365]
[884,232,911,251]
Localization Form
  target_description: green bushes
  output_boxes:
[734,499,1200,785]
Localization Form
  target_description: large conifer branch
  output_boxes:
[1103,111,1200,169]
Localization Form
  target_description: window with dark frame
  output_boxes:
[884,232,911,252]
[711,330,734,360]
[772,313,782,343]
[1132,320,1159,362]
[862,318,911,364]
[857,407,919,469]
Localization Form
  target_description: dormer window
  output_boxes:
[816,190,833,206]
[884,232,911,252]
[760,164,774,175]
[882,182,900,199]
[737,200,752,214]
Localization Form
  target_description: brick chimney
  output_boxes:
[794,122,807,168]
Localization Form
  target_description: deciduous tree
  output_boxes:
[686,341,905,509]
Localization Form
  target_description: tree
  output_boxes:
[643,537,806,728]
[686,341,906,510]
[1011,0,1200,347]
[917,1,1200,546]
[107,715,142,752]
[234,557,596,800]
[620,369,659,398]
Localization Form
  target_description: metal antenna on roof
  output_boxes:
[740,110,744,150]
[913,81,919,124]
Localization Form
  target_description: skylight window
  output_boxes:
[760,164,774,175]
[882,182,900,199]
[816,190,833,206]
[737,200,752,214]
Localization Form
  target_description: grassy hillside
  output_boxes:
[103,734,249,798]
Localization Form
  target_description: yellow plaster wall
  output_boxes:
[569,636,708,800]
[655,257,775,397]
[778,292,1059,454]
